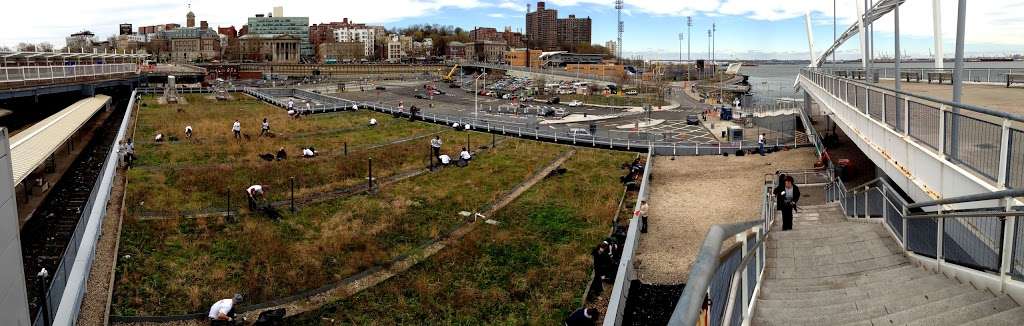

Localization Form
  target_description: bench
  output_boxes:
[900,71,922,83]
[1007,73,1024,88]
[927,72,953,84]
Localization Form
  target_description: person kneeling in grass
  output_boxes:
[246,184,267,211]
[302,147,317,158]
[208,293,243,325]
[438,154,452,166]
[457,147,472,167]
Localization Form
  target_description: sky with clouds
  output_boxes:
[2,0,1023,60]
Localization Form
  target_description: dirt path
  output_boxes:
[634,149,817,285]
[112,149,576,325]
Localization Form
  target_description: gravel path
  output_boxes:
[634,148,817,285]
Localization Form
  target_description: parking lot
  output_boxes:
[323,78,721,144]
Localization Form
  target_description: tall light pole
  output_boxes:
[474,72,487,123]
[679,33,684,63]
[687,16,692,62]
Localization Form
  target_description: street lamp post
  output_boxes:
[474,72,487,123]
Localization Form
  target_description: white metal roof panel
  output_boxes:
[9,95,110,185]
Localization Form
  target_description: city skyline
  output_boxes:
[3,0,1024,60]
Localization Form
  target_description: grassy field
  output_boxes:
[113,136,569,315]
[126,94,466,215]
[289,148,634,325]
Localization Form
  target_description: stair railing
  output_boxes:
[668,168,827,326]
[824,175,1024,301]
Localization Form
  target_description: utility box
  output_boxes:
[728,126,744,141]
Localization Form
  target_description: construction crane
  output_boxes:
[442,64,460,82]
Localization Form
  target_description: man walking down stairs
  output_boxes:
[752,203,1024,325]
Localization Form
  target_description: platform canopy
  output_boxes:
[9,95,111,185]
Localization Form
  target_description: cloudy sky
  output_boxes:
[3,0,1023,60]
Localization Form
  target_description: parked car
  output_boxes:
[375,86,387,91]
[414,94,427,99]
[567,100,583,107]
[502,94,511,99]
[567,128,592,137]
[546,97,560,104]
[625,89,638,95]
[686,114,700,125]
[448,83,461,88]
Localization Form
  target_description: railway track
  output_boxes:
[19,95,127,320]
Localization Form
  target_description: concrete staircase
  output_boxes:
[752,203,1023,326]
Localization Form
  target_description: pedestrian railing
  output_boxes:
[603,148,653,326]
[0,64,138,89]
[664,168,828,326]
[801,68,1024,190]
[824,172,1024,301]
[819,67,1024,86]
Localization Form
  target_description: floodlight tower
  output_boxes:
[687,16,692,62]
[616,0,624,62]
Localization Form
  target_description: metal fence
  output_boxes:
[801,69,1024,188]
[242,88,809,155]
[0,63,138,87]
[820,67,1024,86]
[602,148,652,326]
[460,61,620,83]
[31,90,137,326]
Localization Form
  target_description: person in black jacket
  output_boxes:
[774,176,800,230]
[565,308,598,326]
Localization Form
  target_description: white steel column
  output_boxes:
[932,0,944,69]
[857,0,867,68]
[805,12,817,67]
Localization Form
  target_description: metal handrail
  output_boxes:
[804,68,1024,125]
[669,169,796,326]
[668,219,764,326]
[906,188,1024,209]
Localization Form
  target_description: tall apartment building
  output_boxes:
[333,27,376,58]
[605,40,617,58]
[246,8,311,57]
[525,1,558,51]
[557,14,591,51]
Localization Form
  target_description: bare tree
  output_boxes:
[16,42,37,52]
[36,42,54,52]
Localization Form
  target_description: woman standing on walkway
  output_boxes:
[774,176,800,230]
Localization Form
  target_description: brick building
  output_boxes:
[318,42,365,62]
[526,1,592,51]
[470,27,498,42]
[557,15,592,51]
[447,41,466,59]
[525,1,558,51]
